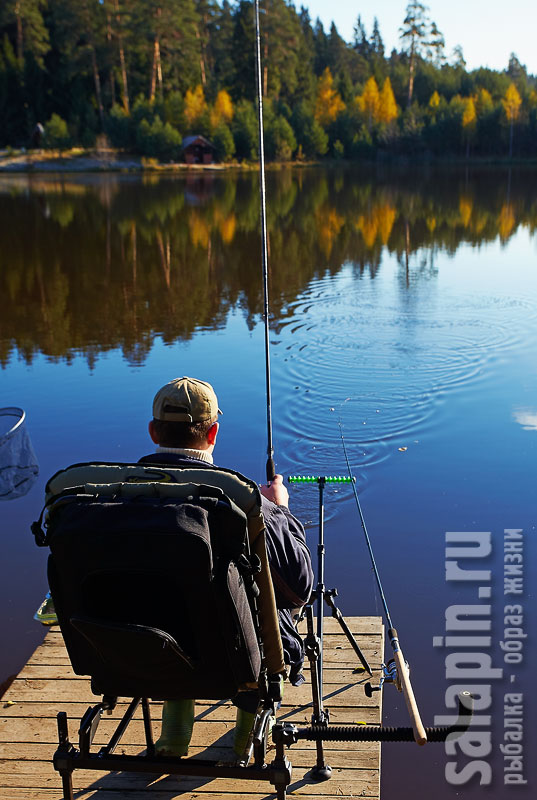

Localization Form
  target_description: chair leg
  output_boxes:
[56,711,74,800]
[141,698,155,756]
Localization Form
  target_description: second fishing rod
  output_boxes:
[337,414,427,745]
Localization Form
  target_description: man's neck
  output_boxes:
[155,445,214,464]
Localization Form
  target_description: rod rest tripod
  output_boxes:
[290,475,372,677]
[288,475,474,781]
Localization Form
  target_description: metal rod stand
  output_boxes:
[311,478,372,677]
[300,476,373,780]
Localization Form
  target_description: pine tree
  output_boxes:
[507,53,526,82]
[229,0,255,101]
[370,18,384,58]
[427,21,445,67]
[49,0,107,128]
[1,0,50,66]
[210,1,235,94]
[399,1,430,106]
[195,1,219,89]
[294,7,316,104]
[104,0,131,112]
[326,22,348,77]
[353,15,369,58]
[312,17,328,76]
[260,0,302,102]
[151,0,200,99]
[451,45,465,69]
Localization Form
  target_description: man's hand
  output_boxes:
[259,474,289,508]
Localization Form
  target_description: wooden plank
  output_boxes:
[4,681,380,710]
[0,709,382,746]
[1,617,383,800]
[17,664,379,681]
[36,618,381,638]
[0,791,381,800]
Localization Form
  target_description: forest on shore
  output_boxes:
[1,1,536,162]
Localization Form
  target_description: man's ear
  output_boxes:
[148,420,159,444]
[207,421,219,446]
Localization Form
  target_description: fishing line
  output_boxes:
[336,403,394,630]
[254,0,274,482]
[336,399,427,744]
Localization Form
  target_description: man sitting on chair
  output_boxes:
[141,376,314,758]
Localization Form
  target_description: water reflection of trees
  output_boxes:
[0,167,534,367]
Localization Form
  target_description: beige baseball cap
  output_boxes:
[152,377,222,423]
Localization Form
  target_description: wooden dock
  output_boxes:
[0,616,383,800]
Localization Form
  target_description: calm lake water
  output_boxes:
[1,165,535,797]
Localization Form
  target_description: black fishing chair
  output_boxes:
[32,462,294,800]
[33,461,475,800]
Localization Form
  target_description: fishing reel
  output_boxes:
[365,657,408,697]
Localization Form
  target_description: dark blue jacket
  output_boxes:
[139,452,314,684]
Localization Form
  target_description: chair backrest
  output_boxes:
[40,462,285,700]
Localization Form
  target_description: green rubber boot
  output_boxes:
[233,708,276,760]
[233,708,257,758]
[155,699,195,757]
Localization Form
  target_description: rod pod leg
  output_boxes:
[324,592,373,676]
[304,605,332,781]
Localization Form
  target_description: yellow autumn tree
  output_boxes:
[184,85,207,129]
[429,90,441,109]
[461,97,477,157]
[502,82,522,157]
[475,88,493,115]
[358,76,380,130]
[210,90,234,130]
[378,78,398,124]
[315,68,345,128]
[502,82,522,122]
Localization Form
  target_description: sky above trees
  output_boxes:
[305,0,537,74]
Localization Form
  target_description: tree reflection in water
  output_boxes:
[0,166,533,368]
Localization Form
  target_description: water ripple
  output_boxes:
[275,270,537,508]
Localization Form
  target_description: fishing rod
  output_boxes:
[337,412,427,745]
[253,3,435,747]
[254,0,275,482]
